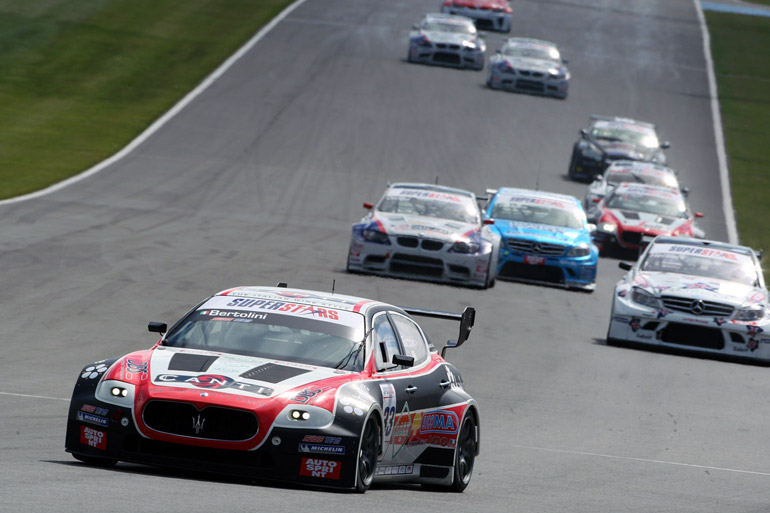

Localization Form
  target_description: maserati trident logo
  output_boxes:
[690,300,705,315]
[192,414,206,435]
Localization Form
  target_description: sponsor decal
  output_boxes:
[713,317,728,326]
[302,435,342,444]
[155,374,274,396]
[629,318,641,332]
[81,362,108,380]
[524,255,545,265]
[339,395,365,416]
[376,465,414,476]
[445,366,463,389]
[680,282,719,293]
[298,444,346,455]
[125,359,148,375]
[201,310,267,321]
[662,244,740,262]
[223,299,340,320]
[617,290,629,298]
[379,383,396,442]
[81,404,109,416]
[657,309,672,319]
[80,426,107,450]
[299,458,341,480]
[612,316,629,324]
[747,338,759,352]
[747,326,764,336]
[77,411,109,428]
[291,387,330,404]
[419,410,459,435]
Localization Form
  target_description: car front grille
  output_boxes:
[499,261,565,284]
[433,52,461,65]
[435,43,460,50]
[658,323,725,350]
[142,400,259,441]
[621,231,643,246]
[397,237,444,251]
[661,296,735,317]
[506,238,565,256]
[390,254,444,277]
[515,79,545,93]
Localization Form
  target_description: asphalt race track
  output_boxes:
[1,1,768,511]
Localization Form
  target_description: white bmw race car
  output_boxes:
[608,236,770,363]
[440,0,512,33]
[584,160,685,210]
[347,183,500,288]
[408,13,486,71]
[487,37,570,99]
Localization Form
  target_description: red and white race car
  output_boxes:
[441,0,512,32]
[587,182,704,256]
[65,285,480,492]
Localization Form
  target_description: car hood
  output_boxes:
[146,347,348,400]
[605,208,689,232]
[378,213,478,242]
[635,272,764,305]
[596,140,657,161]
[502,56,560,74]
[494,219,587,246]
[420,30,477,46]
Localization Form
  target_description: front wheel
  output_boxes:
[355,417,379,493]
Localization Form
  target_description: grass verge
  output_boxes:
[0,0,292,199]
[706,11,770,281]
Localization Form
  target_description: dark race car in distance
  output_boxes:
[568,115,670,182]
[65,286,480,492]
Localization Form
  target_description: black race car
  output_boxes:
[567,115,670,182]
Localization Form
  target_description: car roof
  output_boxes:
[612,182,682,197]
[504,37,558,49]
[495,187,581,206]
[214,286,389,315]
[387,182,475,199]
[589,115,657,131]
[423,12,475,25]
[650,236,757,257]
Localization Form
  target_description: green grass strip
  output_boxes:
[706,11,770,281]
[0,0,292,199]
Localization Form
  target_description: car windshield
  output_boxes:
[503,45,559,62]
[605,190,687,218]
[606,170,678,188]
[641,244,759,287]
[591,124,659,148]
[164,298,366,372]
[423,21,475,34]
[492,199,584,229]
[377,189,479,224]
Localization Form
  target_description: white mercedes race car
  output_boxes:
[608,236,770,363]
[347,183,500,288]
[584,160,685,210]
[408,13,486,71]
[440,0,512,33]
[487,38,569,99]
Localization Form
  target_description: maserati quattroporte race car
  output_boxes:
[608,237,770,363]
[65,286,480,492]
[487,37,570,99]
[568,116,670,182]
[440,0,512,33]
[347,182,500,288]
[588,182,704,256]
[408,13,486,71]
[584,160,684,210]
[485,188,598,290]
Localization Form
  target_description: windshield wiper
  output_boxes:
[333,344,362,370]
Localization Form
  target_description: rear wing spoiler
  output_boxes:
[402,306,475,357]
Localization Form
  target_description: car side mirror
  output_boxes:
[392,354,415,367]
[148,322,167,334]
[412,24,418,30]
[363,202,373,209]
[592,174,602,182]
[483,218,495,225]
[694,212,704,218]
[681,186,690,196]
[580,128,589,139]
[618,261,633,271]
[660,141,670,149]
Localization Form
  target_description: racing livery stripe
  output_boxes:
[353,300,375,313]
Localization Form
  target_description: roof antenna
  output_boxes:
[435,175,439,185]
[331,279,336,294]
[535,163,542,191]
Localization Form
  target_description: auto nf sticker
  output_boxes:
[299,458,341,480]
[80,426,107,450]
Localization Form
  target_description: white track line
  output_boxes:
[0,0,307,208]
[693,0,739,244]
[512,443,770,476]
[0,391,69,401]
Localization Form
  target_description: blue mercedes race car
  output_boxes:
[484,188,598,291]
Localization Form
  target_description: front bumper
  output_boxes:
[348,237,492,288]
[409,42,484,69]
[608,295,770,362]
[441,5,512,32]
[488,69,568,98]
[496,247,597,290]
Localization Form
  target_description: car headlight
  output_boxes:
[414,35,431,47]
[363,229,390,244]
[548,68,565,79]
[462,41,476,50]
[497,61,514,73]
[734,305,766,321]
[598,222,616,234]
[95,380,136,408]
[451,241,480,254]
[566,244,590,258]
[630,287,660,309]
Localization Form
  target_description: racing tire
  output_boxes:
[73,453,118,467]
[567,154,578,180]
[355,417,379,493]
[423,412,477,492]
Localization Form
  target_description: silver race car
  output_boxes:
[584,160,685,210]
[408,13,486,71]
[487,38,569,98]
[440,0,513,33]
[608,236,770,363]
[347,183,500,288]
